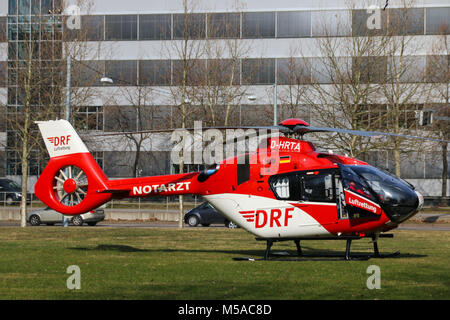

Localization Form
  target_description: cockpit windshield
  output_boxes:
[340,166,376,201]
[343,165,419,222]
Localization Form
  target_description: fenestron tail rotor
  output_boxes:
[53,165,88,207]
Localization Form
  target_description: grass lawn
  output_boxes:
[0,227,448,300]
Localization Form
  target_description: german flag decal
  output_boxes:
[280,156,291,164]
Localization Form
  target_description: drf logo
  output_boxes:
[47,135,71,146]
[239,208,294,228]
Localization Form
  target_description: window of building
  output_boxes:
[150,106,171,130]
[358,104,389,130]
[173,13,206,39]
[277,58,311,85]
[388,8,424,35]
[426,7,449,35]
[105,60,137,86]
[139,60,171,85]
[398,104,423,130]
[72,60,105,87]
[0,151,5,177]
[104,105,137,132]
[242,58,275,85]
[18,0,31,16]
[353,56,387,84]
[425,152,444,179]
[426,55,449,83]
[41,0,53,14]
[207,13,240,38]
[206,59,240,85]
[74,106,103,131]
[312,10,351,36]
[311,57,351,84]
[242,12,275,38]
[277,11,311,38]
[0,17,7,42]
[105,15,138,41]
[79,15,104,41]
[139,14,171,40]
[388,56,426,83]
[92,151,104,170]
[172,59,207,85]
[9,0,18,15]
[0,62,7,87]
[7,150,21,175]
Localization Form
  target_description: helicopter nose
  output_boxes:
[385,189,422,223]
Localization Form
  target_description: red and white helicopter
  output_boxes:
[34,118,445,260]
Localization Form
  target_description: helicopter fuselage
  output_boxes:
[34,120,423,241]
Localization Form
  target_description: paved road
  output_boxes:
[0,221,449,231]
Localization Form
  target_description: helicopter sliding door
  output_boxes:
[297,169,340,225]
[270,169,341,225]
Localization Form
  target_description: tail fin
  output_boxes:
[34,120,112,215]
[37,119,89,158]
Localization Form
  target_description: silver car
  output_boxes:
[27,207,105,226]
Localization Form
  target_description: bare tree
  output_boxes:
[105,85,155,177]
[301,4,391,158]
[196,7,251,127]
[3,0,105,227]
[378,2,433,177]
[6,7,65,227]
[276,50,314,123]
[426,25,449,204]
[161,0,207,228]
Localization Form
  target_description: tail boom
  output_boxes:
[34,119,204,215]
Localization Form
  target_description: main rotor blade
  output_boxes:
[299,125,449,143]
[83,125,288,138]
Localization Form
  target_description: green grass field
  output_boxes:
[0,227,448,300]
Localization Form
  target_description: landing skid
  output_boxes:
[232,235,399,261]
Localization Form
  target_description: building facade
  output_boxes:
[0,0,448,197]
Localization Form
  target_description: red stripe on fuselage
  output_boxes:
[290,202,390,235]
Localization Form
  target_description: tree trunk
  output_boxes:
[394,148,401,178]
[441,141,448,206]
[178,159,184,229]
[20,131,29,228]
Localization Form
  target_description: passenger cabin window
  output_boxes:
[269,169,338,202]
[236,155,250,185]
[273,177,290,199]
[301,172,334,202]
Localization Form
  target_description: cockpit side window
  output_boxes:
[341,165,377,201]
[236,154,250,185]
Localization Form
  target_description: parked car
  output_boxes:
[184,202,238,228]
[27,207,105,226]
[0,179,30,205]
